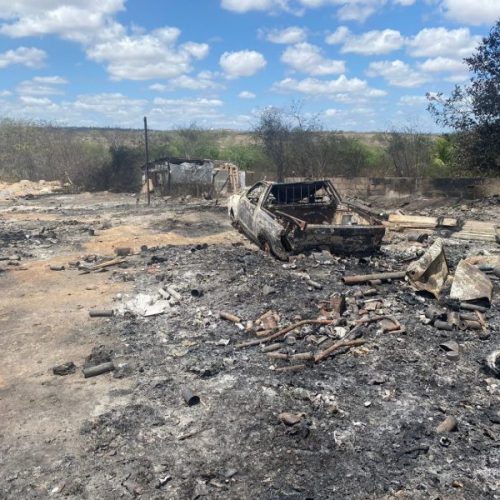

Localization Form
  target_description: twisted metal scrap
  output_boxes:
[407,238,449,298]
[450,259,493,304]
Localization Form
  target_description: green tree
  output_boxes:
[381,126,433,177]
[170,123,221,159]
[253,107,291,181]
[107,145,142,192]
[222,144,268,171]
[427,19,500,175]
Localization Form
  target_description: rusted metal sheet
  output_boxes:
[228,179,385,259]
[406,238,449,298]
[450,259,493,304]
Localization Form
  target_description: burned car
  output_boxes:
[228,179,385,259]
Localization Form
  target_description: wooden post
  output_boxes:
[143,116,150,205]
[167,159,171,195]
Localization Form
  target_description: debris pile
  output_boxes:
[67,238,497,498]
[0,192,498,499]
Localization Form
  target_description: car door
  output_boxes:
[238,182,267,238]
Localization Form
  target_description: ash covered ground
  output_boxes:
[0,191,499,499]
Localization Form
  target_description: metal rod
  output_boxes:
[89,310,114,318]
[144,116,150,206]
[342,271,406,285]
[219,311,241,323]
[83,361,114,378]
[460,302,489,312]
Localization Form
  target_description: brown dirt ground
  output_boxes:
[0,192,244,482]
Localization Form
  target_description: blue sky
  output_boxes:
[0,0,498,131]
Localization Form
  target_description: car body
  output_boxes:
[228,179,385,259]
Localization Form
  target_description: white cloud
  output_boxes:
[273,75,387,99]
[32,75,67,84]
[19,95,53,106]
[418,54,471,84]
[0,90,12,96]
[440,0,500,25]
[221,0,415,20]
[219,50,267,79]
[325,26,350,45]
[398,95,427,106]
[281,42,345,75]
[0,92,237,129]
[262,26,307,44]
[87,29,209,80]
[301,0,411,22]
[445,73,470,83]
[337,2,378,22]
[149,74,220,92]
[17,75,68,96]
[149,83,167,92]
[239,91,256,99]
[221,0,291,13]
[324,108,340,116]
[0,91,243,129]
[367,60,429,87]
[181,40,210,59]
[150,97,227,126]
[0,0,125,43]
[339,29,405,55]
[73,92,147,118]
[0,46,46,69]
[328,26,480,59]
[418,56,467,74]
[0,94,62,122]
[0,3,211,84]
[153,97,223,108]
[407,27,481,58]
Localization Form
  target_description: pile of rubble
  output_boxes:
[0,179,66,200]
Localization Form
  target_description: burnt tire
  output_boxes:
[261,239,272,254]
[259,235,289,261]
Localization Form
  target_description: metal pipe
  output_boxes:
[434,320,454,330]
[89,310,114,317]
[460,302,488,312]
[261,343,282,353]
[274,364,306,373]
[459,320,482,330]
[342,271,406,285]
[219,311,241,323]
[266,352,288,360]
[435,416,458,433]
[83,361,114,378]
[306,279,322,290]
[114,247,131,256]
[166,286,182,302]
[181,386,200,406]
[290,352,314,361]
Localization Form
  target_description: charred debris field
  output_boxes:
[0,190,499,499]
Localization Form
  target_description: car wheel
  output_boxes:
[261,239,272,254]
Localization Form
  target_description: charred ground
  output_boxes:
[0,190,499,499]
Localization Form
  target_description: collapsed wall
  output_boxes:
[286,177,500,200]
